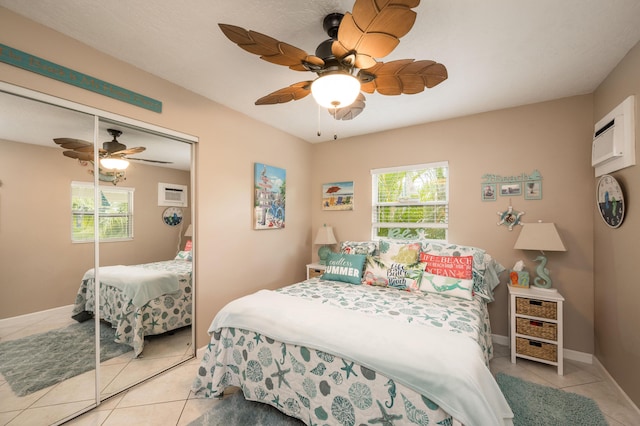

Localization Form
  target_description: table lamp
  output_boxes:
[514,221,566,291]
[314,224,337,265]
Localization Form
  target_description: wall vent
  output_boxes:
[158,182,188,207]
[592,95,635,177]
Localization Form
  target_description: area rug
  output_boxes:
[188,391,304,426]
[496,372,608,425]
[189,375,609,425]
[0,320,132,396]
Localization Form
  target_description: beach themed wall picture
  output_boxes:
[322,181,354,211]
[254,163,286,229]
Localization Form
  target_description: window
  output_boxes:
[71,182,134,242]
[371,162,449,241]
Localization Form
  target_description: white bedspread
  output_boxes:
[210,289,514,426]
[83,265,179,308]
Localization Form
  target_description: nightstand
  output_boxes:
[508,285,564,375]
[306,263,326,280]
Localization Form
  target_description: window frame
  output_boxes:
[371,161,449,242]
[71,181,135,243]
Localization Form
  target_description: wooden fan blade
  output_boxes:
[53,138,92,150]
[333,0,420,69]
[360,59,447,95]
[63,150,94,161]
[330,93,366,120]
[219,24,324,71]
[112,147,146,156]
[255,81,312,105]
[127,157,172,164]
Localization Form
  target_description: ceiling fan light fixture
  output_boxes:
[311,73,360,109]
[100,157,130,170]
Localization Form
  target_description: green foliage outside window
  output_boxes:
[372,164,448,241]
[72,184,133,242]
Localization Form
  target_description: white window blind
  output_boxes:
[71,182,134,242]
[371,161,449,241]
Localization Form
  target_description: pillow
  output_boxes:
[419,253,473,279]
[175,250,192,261]
[363,261,425,291]
[340,241,378,256]
[419,242,496,301]
[322,253,366,284]
[362,240,423,290]
[379,240,421,264]
[419,272,474,300]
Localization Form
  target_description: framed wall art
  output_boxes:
[481,183,497,201]
[322,181,354,211]
[254,163,286,229]
[500,182,522,197]
[524,181,542,200]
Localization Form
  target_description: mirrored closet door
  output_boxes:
[0,85,197,425]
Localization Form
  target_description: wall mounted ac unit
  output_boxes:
[158,182,188,207]
[592,95,635,177]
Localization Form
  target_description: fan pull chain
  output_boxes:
[333,107,338,140]
[317,104,322,137]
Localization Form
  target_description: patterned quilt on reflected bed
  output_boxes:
[72,258,192,357]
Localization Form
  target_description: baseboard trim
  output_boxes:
[491,334,592,363]
[593,356,640,417]
[0,304,73,326]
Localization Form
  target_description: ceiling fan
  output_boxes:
[219,0,447,122]
[54,128,172,167]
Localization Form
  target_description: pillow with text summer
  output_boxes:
[322,253,367,284]
[418,253,474,300]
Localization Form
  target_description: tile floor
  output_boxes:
[59,342,640,426]
[1,307,639,425]
[0,306,193,426]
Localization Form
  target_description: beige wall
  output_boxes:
[0,138,190,318]
[593,40,640,406]
[0,8,313,346]
[311,95,596,354]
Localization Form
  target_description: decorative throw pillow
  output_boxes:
[420,253,473,279]
[419,272,474,300]
[380,240,421,264]
[362,240,423,290]
[175,250,192,261]
[322,253,367,285]
[419,252,474,299]
[420,242,497,301]
[363,261,425,291]
[340,241,379,256]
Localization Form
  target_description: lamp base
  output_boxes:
[318,245,332,265]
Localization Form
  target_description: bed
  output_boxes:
[71,252,193,357]
[192,241,514,425]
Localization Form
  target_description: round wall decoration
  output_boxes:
[596,174,625,228]
[162,207,183,226]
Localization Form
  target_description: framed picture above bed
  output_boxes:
[322,181,354,210]
[254,163,286,229]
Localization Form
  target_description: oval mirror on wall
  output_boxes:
[0,84,197,424]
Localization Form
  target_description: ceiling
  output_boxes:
[0,92,192,170]
[1,0,640,143]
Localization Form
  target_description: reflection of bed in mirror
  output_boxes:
[72,254,193,357]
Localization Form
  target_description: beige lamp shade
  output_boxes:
[514,222,566,252]
[314,225,337,245]
[184,224,193,237]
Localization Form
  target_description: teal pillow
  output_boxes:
[322,253,366,284]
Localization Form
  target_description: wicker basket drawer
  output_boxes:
[516,317,557,341]
[515,297,557,319]
[308,268,324,279]
[516,337,557,362]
